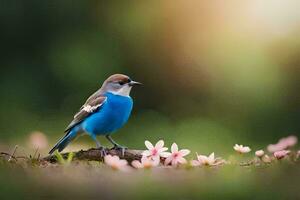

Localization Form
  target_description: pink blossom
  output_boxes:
[255,150,265,158]
[273,150,290,160]
[233,144,251,154]
[283,135,298,147]
[267,143,286,153]
[164,143,190,166]
[142,140,169,162]
[104,155,130,171]
[28,131,48,150]
[191,152,224,166]
[267,135,298,153]
[132,155,160,169]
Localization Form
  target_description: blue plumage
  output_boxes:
[83,92,133,135]
[49,74,141,154]
[51,129,78,153]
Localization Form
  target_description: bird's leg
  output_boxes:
[106,135,127,149]
[106,135,127,156]
[91,134,106,157]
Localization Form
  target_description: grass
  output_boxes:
[0,149,299,200]
[54,150,74,165]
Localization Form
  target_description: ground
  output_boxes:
[0,152,299,200]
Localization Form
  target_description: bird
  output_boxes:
[49,74,141,155]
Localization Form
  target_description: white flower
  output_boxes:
[164,143,190,166]
[255,150,265,158]
[191,152,224,166]
[142,140,169,162]
[132,155,160,169]
[104,155,130,171]
[234,144,251,154]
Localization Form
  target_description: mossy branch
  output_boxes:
[42,148,143,163]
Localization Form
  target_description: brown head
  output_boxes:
[101,74,142,96]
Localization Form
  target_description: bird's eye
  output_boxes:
[118,81,125,85]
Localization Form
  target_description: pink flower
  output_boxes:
[234,144,251,154]
[273,150,290,160]
[267,135,298,153]
[283,135,298,147]
[28,131,48,150]
[255,150,265,158]
[164,143,190,166]
[104,155,130,171]
[267,143,286,153]
[132,155,160,169]
[142,140,169,162]
[191,152,224,166]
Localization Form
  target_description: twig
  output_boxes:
[33,147,39,159]
[0,152,17,161]
[8,145,18,162]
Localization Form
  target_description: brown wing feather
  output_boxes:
[64,96,107,132]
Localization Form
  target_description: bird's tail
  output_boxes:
[49,130,78,154]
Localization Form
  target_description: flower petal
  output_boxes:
[243,147,251,153]
[158,147,168,153]
[104,155,117,166]
[255,150,264,157]
[171,159,178,166]
[142,150,151,156]
[177,157,187,164]
[145,140,154,150]
[233,144,239,151]
[171,143,178,153]
[191,160,201,166]
[152,158,160,167]
[151,156,160,164]
[155,140,164,149]
[160,152,171,158]
[119,160,128,167]
[179,149,190,156]
[208,152,215,160]
[132,160,143,169]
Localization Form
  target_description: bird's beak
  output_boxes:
[129,81,142,86]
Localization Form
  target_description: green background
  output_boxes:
[0,1,299,199]
[1,1,299,151]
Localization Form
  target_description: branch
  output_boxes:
[42,148,143,163]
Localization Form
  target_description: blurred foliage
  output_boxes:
[1,1,300,199]
[0,1,299,153]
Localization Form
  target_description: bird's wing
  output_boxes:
[64,95,107,132]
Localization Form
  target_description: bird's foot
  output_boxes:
[111,145,127,157]
[96,146,107,157]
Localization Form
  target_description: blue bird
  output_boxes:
[49,74,141,155]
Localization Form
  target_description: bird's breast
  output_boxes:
[106,93,133,111]
[83,93,133,134]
